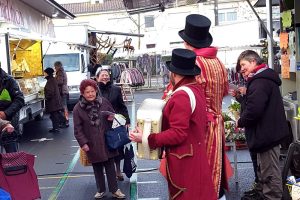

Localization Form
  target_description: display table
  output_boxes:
[226,141,238,183]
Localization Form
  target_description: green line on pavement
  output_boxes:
[130,182,137,200]
[48,149,80,200]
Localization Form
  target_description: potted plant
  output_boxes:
[234,130,247,150]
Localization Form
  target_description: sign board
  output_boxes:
[0,0,55,37]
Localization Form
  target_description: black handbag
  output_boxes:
[123,144,137,178]
[105,118,131,150]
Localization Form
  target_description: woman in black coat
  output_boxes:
[96,68,130,181]
[44,68,63,133]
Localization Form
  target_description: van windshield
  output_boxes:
[43,53,80,72]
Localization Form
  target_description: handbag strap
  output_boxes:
[114,117,122,126]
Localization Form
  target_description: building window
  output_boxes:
[218,13,226,23]
[145,16,154,28]
[146,44,156,48]
[227,12,237,21]
[218,10,237,24]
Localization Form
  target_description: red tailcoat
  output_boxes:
[148,78,217,200]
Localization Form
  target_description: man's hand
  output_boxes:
[236,119,240,128]
[0,111,7,120]
[2,124,14,133]
[129,126,143,143]
[81,144,89,152]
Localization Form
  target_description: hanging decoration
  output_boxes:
[281,53,290,79]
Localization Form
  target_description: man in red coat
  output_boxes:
[130,48,217,200]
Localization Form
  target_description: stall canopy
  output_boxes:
[254,0,279,7]
[20,0,75,19]
[122,0,199,9]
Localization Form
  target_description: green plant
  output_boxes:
[222,112,232,122]
[228,101,241,112]
[224,120,245,142]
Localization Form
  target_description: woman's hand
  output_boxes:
[2,124,14,133]
[228,89,238,97]
[81,144,89,152]
[129,126,143,143]
[238,87,247,95]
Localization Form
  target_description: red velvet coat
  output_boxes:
[148,78,217,200]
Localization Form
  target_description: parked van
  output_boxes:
[43,25,92,109]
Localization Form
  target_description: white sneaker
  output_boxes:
[112,189,126,199]
[94,192,105,199]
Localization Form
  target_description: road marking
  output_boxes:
[39,174,94,180]
[48,148,80,200]
[137,181,158,184]
[30,138,53,142]
[40,187,56,190]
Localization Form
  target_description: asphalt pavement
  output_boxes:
[15,90,258,200]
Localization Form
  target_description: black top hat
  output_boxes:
[166,48,200,76]
[179,14,213,48]
[44,67,54,76]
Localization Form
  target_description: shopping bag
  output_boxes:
[0,151,41,200]
[105,118,130,150]
[123,144,137,178]
[79,148,91,166]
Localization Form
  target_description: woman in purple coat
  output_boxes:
[73,79,125,199]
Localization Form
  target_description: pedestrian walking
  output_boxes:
[236,50,289,200]
[54,61,69,128]
[44,68,63,133]
[179,14,232,198]
[130,48,217,200]
[95,68,130,181]
[0,68,24,152]
[73,79,126,199]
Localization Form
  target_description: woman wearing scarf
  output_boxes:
[73,79,126,199]
[95,68,130,181]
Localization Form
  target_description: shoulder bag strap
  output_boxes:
[172,86,196,113]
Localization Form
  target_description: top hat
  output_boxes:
[166,48,200,76]
[44,67,54,75]
[178,14,213,48]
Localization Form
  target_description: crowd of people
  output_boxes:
[0,13,290,200]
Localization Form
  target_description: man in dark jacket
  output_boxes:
[237,50,289,200]
[0,68,25,152]
[44,68,63,133]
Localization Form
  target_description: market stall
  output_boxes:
[0,0,74,134]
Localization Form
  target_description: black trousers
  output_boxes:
[92,158,118,193]
[250,151,258,183]
[49,111,61,129]
[3,142,18,153]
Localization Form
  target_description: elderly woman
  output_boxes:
[96,68,130,181]
[73,79,126,199]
